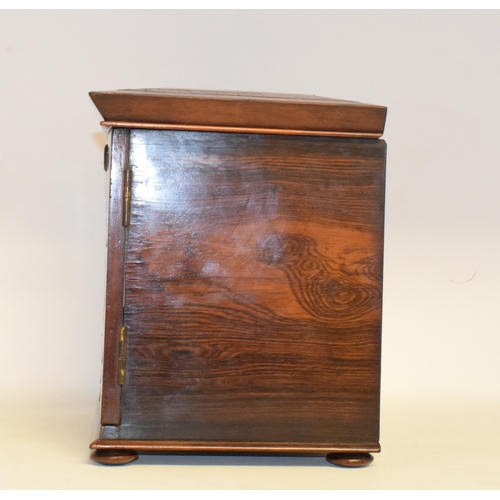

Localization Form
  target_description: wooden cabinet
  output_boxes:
[89,89,387,467]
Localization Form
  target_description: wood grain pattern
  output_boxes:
[114,130,385,445]
[257,233,381,321]
[90,89,387,138]
[100,128,129,425]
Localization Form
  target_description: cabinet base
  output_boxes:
[90,438,379,467]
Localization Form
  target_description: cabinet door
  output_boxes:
[118,129,385,446]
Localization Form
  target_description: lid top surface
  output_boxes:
[97,88,380,107]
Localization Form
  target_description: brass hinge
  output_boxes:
[122,168,132,227]
[117,326,128,385]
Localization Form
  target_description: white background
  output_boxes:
[1,10,499,489]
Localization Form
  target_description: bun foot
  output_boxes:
[91,449,139,465]
[326,452,374,468]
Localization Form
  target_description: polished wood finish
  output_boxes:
[91,449,138,466]
[90,89,387,467]
[118,131,384,445]
[90,89,387,138]
[99,121,382,139]
[90,438,380,455]
[100,129,129,425]
[326,452,374,468]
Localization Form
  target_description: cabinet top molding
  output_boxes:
[90,88,387,139]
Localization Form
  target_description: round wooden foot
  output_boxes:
[326,452,374,468]
[91,449,139,465]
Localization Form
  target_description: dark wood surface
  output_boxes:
[106,130,386,446]
[90,89,387,138]
[100,129,129,425]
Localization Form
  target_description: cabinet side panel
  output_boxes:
[101,128,129,425]
[121,131,385,444]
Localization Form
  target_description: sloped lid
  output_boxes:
[90,88,386,138]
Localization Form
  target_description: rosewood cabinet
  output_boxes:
[88,89,387,467]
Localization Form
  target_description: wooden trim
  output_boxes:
[100,128,130,425]
[100,121,383,139]
[89,89,387,137]
[90,439,381,455]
